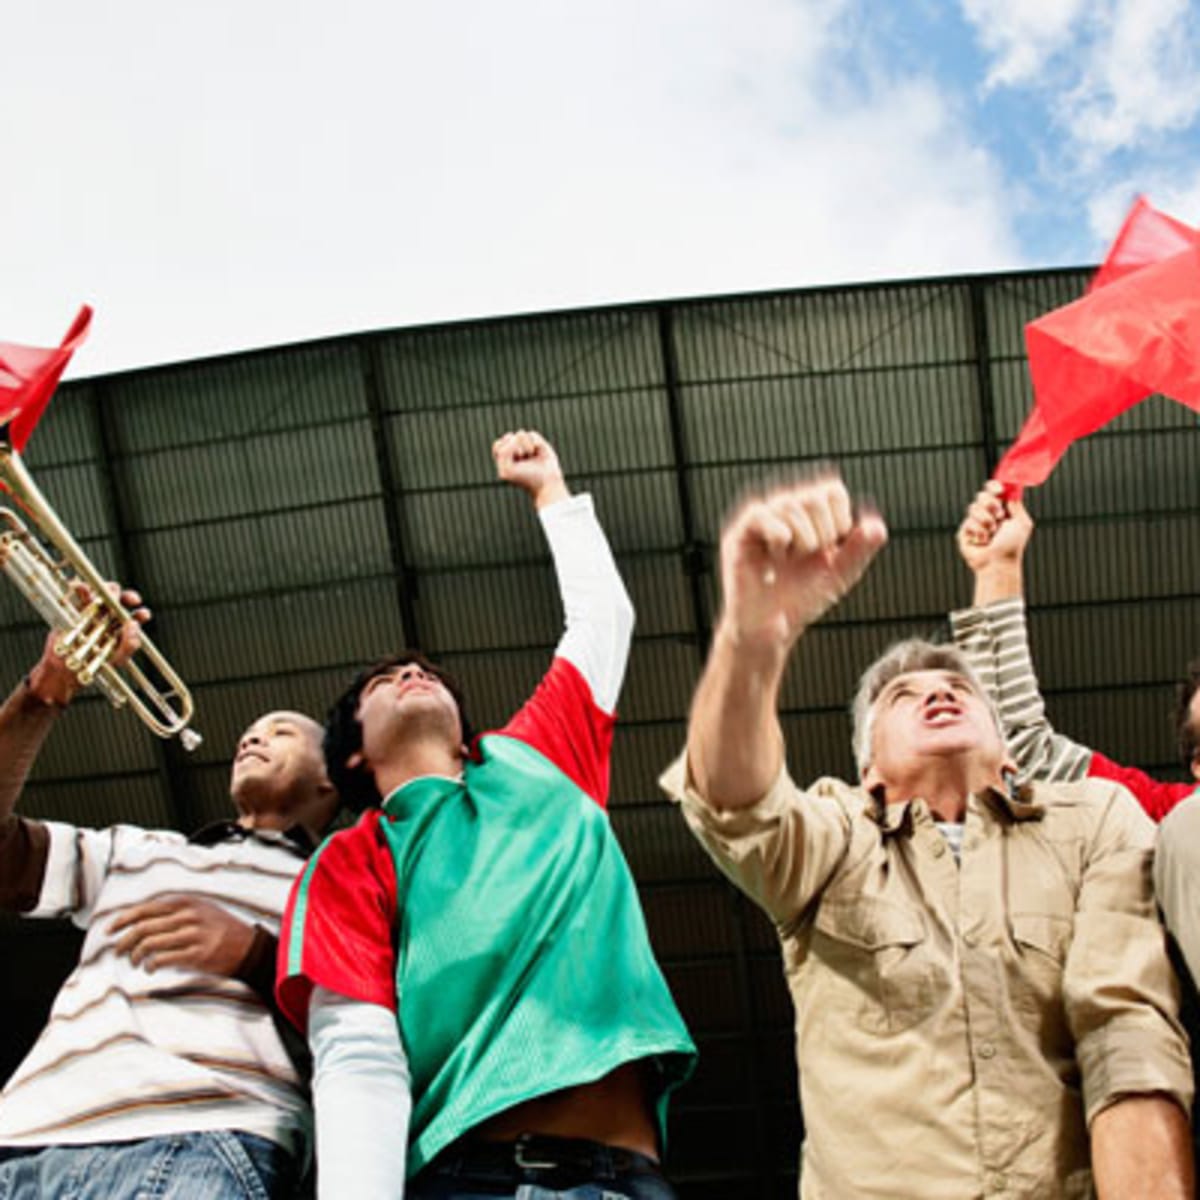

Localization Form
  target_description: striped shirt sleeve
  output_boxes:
[950,597,1091,784]
[28,822,119,925]
[952,599,1197,823]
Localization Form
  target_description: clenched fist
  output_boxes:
[492,429,569,509]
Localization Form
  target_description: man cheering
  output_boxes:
[662,470,1192,1198]
[279,431,695,1199]
[0,599,338,1197]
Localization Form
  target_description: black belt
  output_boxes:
[420,1132,664,1189]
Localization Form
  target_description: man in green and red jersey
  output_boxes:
[277,430,696,1200]
[954,481,1200,1026]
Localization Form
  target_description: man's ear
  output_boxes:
[861,762,880,793]
[347,750,364,770]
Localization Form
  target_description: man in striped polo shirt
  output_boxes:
[0,597,339,1197]
[953,481,1200,1001]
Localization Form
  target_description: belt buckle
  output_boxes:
[513,1134,558,1171]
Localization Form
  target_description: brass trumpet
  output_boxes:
[0,432,202,750]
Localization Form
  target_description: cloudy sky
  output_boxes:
[3,0,1199,375]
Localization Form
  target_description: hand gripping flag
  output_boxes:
[0,306,93,452]
[994,199,1200,496]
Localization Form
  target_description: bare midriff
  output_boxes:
[471,1060,659,1159]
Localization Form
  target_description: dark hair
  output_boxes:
[1174,659,1200,770]
[324,651,474,812]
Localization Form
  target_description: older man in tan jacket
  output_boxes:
[661,470,1193,1199]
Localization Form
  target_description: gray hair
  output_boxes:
[850,638,1000,776]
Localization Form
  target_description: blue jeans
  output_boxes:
[0,1131,294,1200]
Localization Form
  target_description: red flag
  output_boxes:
[1089,195,1197,292]
[0,306,93,452]
[994,199,1200,496]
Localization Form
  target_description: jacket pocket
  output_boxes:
[812,897,936,1034]
[1009,911,1072,1032]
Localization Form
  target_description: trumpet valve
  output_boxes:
[55,599,101,654]
[78,635,118,686]
[57,601,121,679]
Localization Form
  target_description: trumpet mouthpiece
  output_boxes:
[179,729,203,753]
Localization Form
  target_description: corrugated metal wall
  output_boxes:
[4,266,1195,1197]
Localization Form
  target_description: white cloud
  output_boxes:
[1066,0,1200,158]
[0,0,1022,373]
[961,0,1200,159]
[959,0,1087,88]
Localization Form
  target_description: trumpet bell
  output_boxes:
[0,434,201,750]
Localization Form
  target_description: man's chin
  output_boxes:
[230,763,265,792]
[229,768,286,811]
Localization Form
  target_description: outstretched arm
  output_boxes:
[662,471,885,929]
[0,593,146,911]
[689,473,887,810]
[954,485,1192,819]
[493,428,633,712]
[493,431,635,808]
[952,482,1091,784]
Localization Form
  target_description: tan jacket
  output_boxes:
[660,758,1193,1200]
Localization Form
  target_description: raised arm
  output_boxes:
[954,484,1193,820]
[689,473,886,810]
[0,596,144,911]
[491,430,634,809]
[952,482,1091,783]
[661,474,886,929]
[493,428,633,715]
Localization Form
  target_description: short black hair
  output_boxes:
[323,651,474,812]
[1174,659,1200,771]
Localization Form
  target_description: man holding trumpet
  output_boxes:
[0,589,338,1198]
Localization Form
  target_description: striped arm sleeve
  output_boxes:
[950,597,1091,784]
[950,603,998,697]
[29,822,118,925]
